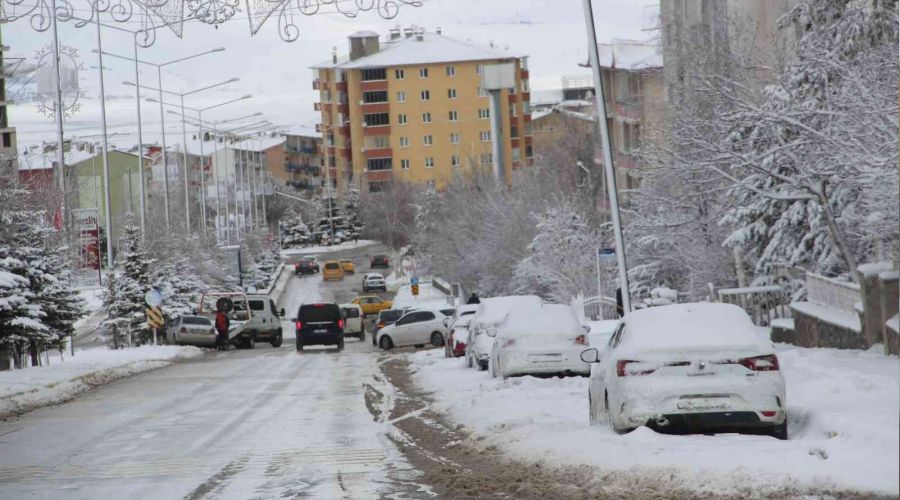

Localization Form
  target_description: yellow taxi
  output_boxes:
[352,295,394,316]
[322,260,345,281]
[339,259,356,274]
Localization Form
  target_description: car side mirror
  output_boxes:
[486,328,497,338]
[580,348,600,364]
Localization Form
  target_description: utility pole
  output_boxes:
[582,0,631,314]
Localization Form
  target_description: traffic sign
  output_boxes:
[411,284,420,296]
[598,248,616,261]
[410,276,419,285]
[145,306,165,328]
[144,289,163,307]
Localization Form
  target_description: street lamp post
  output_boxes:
[94,2,113,270]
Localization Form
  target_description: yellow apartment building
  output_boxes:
[311,27,533,192]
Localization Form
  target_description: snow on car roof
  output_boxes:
[472,295,544,327]
[620,303,771,354]
[496,304,581,337]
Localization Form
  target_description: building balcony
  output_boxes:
[521,69,529,79]
[287,145,317,154]
[313,102,321,112]
[315,123,322,133]
[326,145,335,156]
[337,125,350,137]
[523,113,532,123]
[339,147,352,159]
[335,81,348,92]
[320,103,333,113]
[364,147,392,159]
[313,79,321,90]
[360,80,388,92]
[336,103,349,115]
[361,102,389,113]
[510,138,520,147]
[520,91,530,102]
[363,125,390,136]
[365,168,393,182]
[509,93,518,103]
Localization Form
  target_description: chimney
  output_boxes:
[403,27,414,38]
[349,31,380,60]
[389,27,401,41]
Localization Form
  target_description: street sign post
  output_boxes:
[145,288,164,345]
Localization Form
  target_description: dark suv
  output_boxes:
[294,303,345,351]
[370,254,390,268]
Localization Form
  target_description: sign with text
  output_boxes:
[73,208,100,270]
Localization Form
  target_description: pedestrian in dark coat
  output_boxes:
[215,310,230,350]
[466,293,481,305]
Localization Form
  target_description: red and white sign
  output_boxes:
[73,208,100,270]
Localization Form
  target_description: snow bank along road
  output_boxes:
[0,244,433,499]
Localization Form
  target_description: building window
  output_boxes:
[322,90,332,103]
[511,147,521,161]
[509,104,518,117]
[448,110,458,122]
[477,86,488,97]
[525,144,533,158]
[521,79,530,93]
[446,65,455,77]
[396,91,406,103]
[478,108,490,119]
[401,159,410,170]
[425,157,435,168]
[367,157,392,171]
[419,67,429,78]
[399,136,409,148]
[421,112,432,124]
[448,88,457,99]
[525,122,533,135]
[362,68,387,81]
[398,113,408,125]
[523,101,532,114]
[395,69,405,80]
[451,155,461,167]
[363,90,389,103]
[510,126,519,138]
[450,133,460,144]
[476,64,484,74]
[420,90,430,101]
[364,112,390,127]
[480,153,492,165]
[423,135,433,146]
[480,131,491,142]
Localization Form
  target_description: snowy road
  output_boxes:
[0,245,430,499]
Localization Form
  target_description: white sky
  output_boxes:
[6,0,659,149]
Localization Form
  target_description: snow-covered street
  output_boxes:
[408,343,899,496]
[0,245,431,499]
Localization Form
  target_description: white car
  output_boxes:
[444,304,480,358]
[489,304,591,378]
[362,273,387,292]
[467,295,543,371]
[581,303,787,439]
[376,308,449,350]
[168,315,216,347]
[339,303,365,341]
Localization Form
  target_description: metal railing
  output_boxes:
[717,285,789,327]
[806,273,860,313]
[582,295,619,321]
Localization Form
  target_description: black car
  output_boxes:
[294,257,320,275]
[370,254,390,268]
[294,303,344,351]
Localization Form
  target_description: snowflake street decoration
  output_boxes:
[31,44,86,119]
[0,0,423,45]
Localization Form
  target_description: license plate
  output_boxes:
[677,397,730,411]
[528,353,562,363]
[314,329,327,334]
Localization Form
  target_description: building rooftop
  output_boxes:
[312,31,524,70]
[283,124,320,139]
[597,40,661,71]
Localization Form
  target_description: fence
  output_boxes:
[717,285,789,327]
[806,273,860,313]
[582,295,619,321]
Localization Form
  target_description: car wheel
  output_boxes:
[477,359,487,371]
[372,331,377,346]
[380,335,394,350]
[430,332,444,347]
[770,419,788,440]
[247,334,256,349]
[271,330,283,348]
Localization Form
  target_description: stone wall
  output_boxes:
[789,306,867,350]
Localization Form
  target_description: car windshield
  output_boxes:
[379,310,403,322]
[182,316,211,325]
[325,262,340,269]
[342,308,360,318]
[249,300,265,311]
[298,304,340,322]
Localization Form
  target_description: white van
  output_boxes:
[340,303,365,340]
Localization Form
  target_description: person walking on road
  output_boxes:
[215,309,230,350]
[467,292,481,305]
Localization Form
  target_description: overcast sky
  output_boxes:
[6,0,658,149]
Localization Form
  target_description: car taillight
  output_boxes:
[295,321,302,330]
[179,327,187,334]
[574,334,587,345]
[617,360,656,377]
[737,354,779,371]
[338,319,344,329]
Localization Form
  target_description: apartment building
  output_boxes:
[0,27,17,171]
[533,41,665,193]
[311,27,532,192]
[283,125,322,192]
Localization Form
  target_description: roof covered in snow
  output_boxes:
[471,295,544,328]
[597,39,661,71]
[496,304,581,337]
[284,125,320,139]
[312,32,524,69]
[620,303,771,356]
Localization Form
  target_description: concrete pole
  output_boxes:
[132,38,147,240]
[487,89,505,183]
[157,67,170,228]
[582,0,631,313]
[95,5,114,270]
[222,130,232,243]
[49,0,66,198]
[212,124,223,244]
[235,140,243,241]
[259,136,268,227]
[180,95,191,233]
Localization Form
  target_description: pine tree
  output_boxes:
[101,213,153,346]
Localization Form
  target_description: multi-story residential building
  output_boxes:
[533,40,665,193]
[311,27,532,192]
[0,27,18,171]
[282,125,322,192]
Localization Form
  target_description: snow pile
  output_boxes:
[280,240,377,256]
[0,345,204,418]
[409,344,899,496]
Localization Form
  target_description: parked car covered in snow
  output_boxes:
[444,304,480,358]
[581,303,787,439]
[488,304,590,378]
[466,295,544,371]
[376,308,450,350]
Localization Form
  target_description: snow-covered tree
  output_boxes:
[101,213,153,346]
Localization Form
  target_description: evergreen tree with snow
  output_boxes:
[101,213,153,346]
